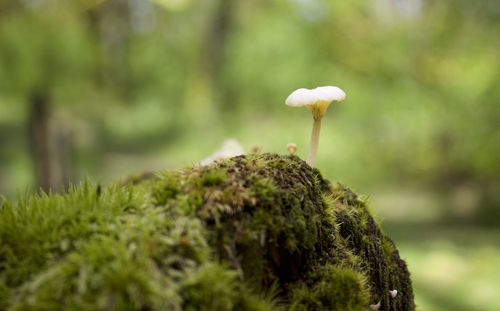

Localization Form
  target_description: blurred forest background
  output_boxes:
[0,0,499,310]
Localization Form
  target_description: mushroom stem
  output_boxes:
[307,117,322,166]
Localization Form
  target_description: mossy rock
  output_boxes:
[0,153,414,310]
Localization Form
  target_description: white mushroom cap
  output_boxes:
[200,139,244,166]
[285,86,346,119]
[285,88,316,107]
[314,86,346,102]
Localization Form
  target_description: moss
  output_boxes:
[0,280,8,311]
[0,153,414,310]
[289,266,370,311]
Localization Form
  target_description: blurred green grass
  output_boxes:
[388,225,500,311]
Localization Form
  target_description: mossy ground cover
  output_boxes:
[0,153,414,310]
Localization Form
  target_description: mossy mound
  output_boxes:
[0,153,414,310]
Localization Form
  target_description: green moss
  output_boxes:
[199,169,227,187]
[0,153,414,310]
[289,266,370,311]
[0,280,9,310]
[151,171,181,205]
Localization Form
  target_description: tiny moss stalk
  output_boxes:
[307,117,322,166]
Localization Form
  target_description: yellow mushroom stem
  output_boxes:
[307,103,328,166]
[307,117,322,166]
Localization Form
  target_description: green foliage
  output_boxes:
[0,154,413,310]
[0,4,94,95]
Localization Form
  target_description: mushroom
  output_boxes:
[285,86,346,166]
[389,289,398,298]
[287,143,297,155]
[369,301,381,310]
[200,139,244,165]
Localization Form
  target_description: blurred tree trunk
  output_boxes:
[185,0,237,122]
[209,0,236,111]
[206,0,234,80]
[86,0,132,98]
[28,89,53,192]
[28,89,73,192]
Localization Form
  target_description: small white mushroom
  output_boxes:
[389,289,398,298]
[287,143,297,155]
[200,139,244,165]
[285,86,346,166]
[369,301,381,310]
